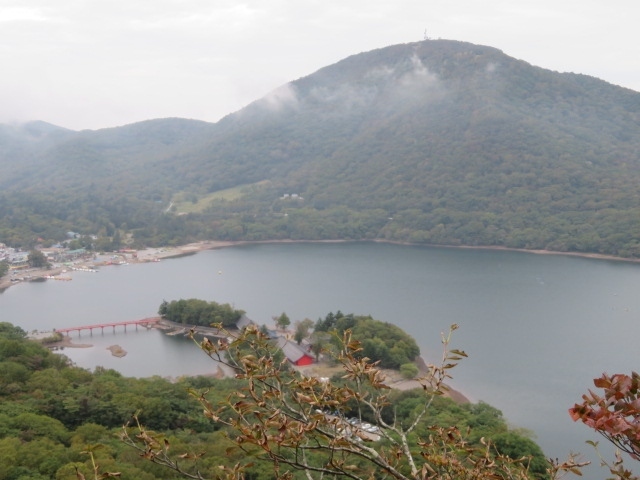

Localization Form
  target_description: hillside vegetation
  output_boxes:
[2,40,640,256]
[0,321,548,479]
[314,311,421,369]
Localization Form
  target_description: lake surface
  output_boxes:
[2,241,638,478]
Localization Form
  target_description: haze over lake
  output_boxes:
[2,242,637,478]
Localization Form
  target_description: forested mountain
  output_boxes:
[2,39,640,256]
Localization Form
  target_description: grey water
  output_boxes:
[2,241,639,478]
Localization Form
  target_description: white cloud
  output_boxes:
[0,0,638,130]
[0,6,47,22]
[399,54,438,88]
[259,83,299,111]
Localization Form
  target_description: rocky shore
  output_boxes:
[107,345,127,357]
[42,334,92,349]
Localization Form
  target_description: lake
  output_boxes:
[2,241,638,478]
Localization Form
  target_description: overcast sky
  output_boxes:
[1,0,638,131]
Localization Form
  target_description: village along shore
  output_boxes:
[0,240,235,292]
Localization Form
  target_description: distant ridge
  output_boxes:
[2,39,640,257]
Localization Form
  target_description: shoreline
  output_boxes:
[194,238,640,264]
[44,318,470,402]
[2,239,637,294]
[46,335,93,349]
[5,237,637,402]
[0,240,364,292]
[141,238,640,265]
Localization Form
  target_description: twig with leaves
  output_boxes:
[122,322,587,479]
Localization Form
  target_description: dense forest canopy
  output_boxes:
[315,311,421,369]
[158,298,245,327]
[2,40,640,257]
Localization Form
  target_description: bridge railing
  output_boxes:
[54,317,160,335]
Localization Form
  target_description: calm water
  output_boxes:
[2,242,639,477]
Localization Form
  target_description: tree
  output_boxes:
[27,249,49,269]
[309,330,332,362]
[158,299,244,327]
[94,236,114,252]
[112,229,122,250]
[492,432,549,479]
[0,260,8,278]
[0,323,26,340]
[570,372,640,478]
[400,362,419,379]
[123,324,582,479]
[68,235,95,251]
[275,312,290,331]
[316,314,420,369]
[293,318,314,345]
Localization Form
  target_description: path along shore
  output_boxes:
[3,239,639,294]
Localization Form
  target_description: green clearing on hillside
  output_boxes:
[172,180,271,213]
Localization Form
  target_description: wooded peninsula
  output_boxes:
[0,316,550,479]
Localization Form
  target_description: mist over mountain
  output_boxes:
[2,39,640,256]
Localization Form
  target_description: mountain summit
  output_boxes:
[2,40,640,256]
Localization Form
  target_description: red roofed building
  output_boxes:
[277,337,315,366]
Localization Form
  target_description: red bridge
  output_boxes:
[54,317,160,336]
